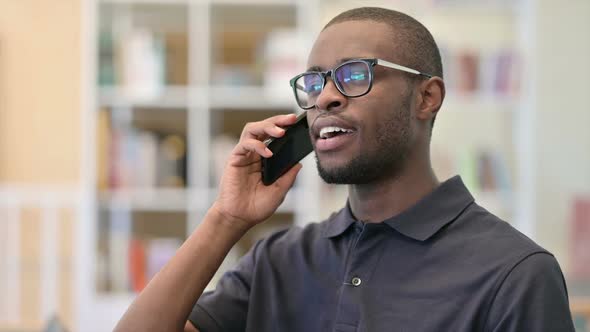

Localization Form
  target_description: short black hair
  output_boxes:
[324,7,443,129]
[324,7,443,78]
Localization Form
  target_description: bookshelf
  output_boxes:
[78,0,554,331]
[80,0,320,330]
[424,3,526,231]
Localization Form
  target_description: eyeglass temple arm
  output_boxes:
[376,59,433,78]
[295,82,305,91]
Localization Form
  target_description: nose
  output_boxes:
[314,78,347,112]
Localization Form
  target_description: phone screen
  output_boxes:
[261,112,313,185]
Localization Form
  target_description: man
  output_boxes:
[115,7,575,332]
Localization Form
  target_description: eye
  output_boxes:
[302,74,323,96]
[310,83,322,92]
[350,72,366,81]
[337,62,370,85]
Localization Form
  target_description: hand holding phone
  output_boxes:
[213,113,303,228]
[261,112,313,185]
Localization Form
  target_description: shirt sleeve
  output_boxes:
[484,252,575,332]
[188,240,262,332]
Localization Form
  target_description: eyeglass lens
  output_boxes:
[294,61,371,109]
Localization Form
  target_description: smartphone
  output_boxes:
[261,112,313,185]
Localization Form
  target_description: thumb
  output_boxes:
[273,163,303,191]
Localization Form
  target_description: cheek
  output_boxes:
[348,82,414,144]
[374,96,414,141]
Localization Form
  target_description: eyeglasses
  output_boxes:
[289,58,433,110]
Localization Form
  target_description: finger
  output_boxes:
[241,114,297,140]
[233,138,273,158]
[240,122,281,141]
[273,163,303,190]
[270,113,298,126]
[261,125,286,139]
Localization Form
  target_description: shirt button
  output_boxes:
[351,277,362,287]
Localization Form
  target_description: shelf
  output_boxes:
[99,86,299,110]
[209,86,297,110]
[444,93,518,112]
[99,0,188,3]
[100,0,298,4]
[212,0,297,5]
[209,84,297,110]
[98,188,208,211]
[99,86,201,108]
[81,1,542,330]
[97,187,301,212]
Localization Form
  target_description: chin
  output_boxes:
[316,155,379,184]
[315,149,408,185]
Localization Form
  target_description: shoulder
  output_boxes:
[483,252,574,331]
[451,202,550,259]
[441,202,558,292]
[444,204,573,330]
[458,203,565,282]
[501,251,565,285]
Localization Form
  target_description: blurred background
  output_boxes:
[0,0,589,331]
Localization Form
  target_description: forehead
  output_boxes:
[307,20,397,69]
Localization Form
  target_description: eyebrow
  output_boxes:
[305,57,369,72]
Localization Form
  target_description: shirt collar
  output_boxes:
[321,176,474,241]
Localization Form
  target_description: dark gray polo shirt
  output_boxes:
[189,176,575,331]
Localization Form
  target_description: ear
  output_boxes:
[415,77,445,122]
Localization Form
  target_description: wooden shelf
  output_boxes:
[209,85,296,110]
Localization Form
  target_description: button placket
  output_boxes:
[334,223,388,331]
[333,222,366,330]
[345,222,365,288]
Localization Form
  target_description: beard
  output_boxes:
[316,89,413,184]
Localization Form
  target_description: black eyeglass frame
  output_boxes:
[289,58,434,110]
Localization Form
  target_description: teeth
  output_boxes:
[319,126,353,139]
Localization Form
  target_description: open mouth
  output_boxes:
[315,125,356,152]
[318,126,355,139]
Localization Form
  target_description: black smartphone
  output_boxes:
[261,112,313,185]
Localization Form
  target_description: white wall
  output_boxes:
[533,0,590,275]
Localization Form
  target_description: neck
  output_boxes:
[348,152,439,223]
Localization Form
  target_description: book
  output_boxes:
[164,32,188,85]
[136,131,158,189]
[98,29,116,86]
[146,238,182,282]
[455,49,480,94]
[156,134,187,188]
[128,238,147,292]
[105,120,186,190]
[570,197,590,279]
[108,208,132,292]
[262,28,302,101]
[118,29,166,101]
[97,108,111,190]
[492,49,520,96]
